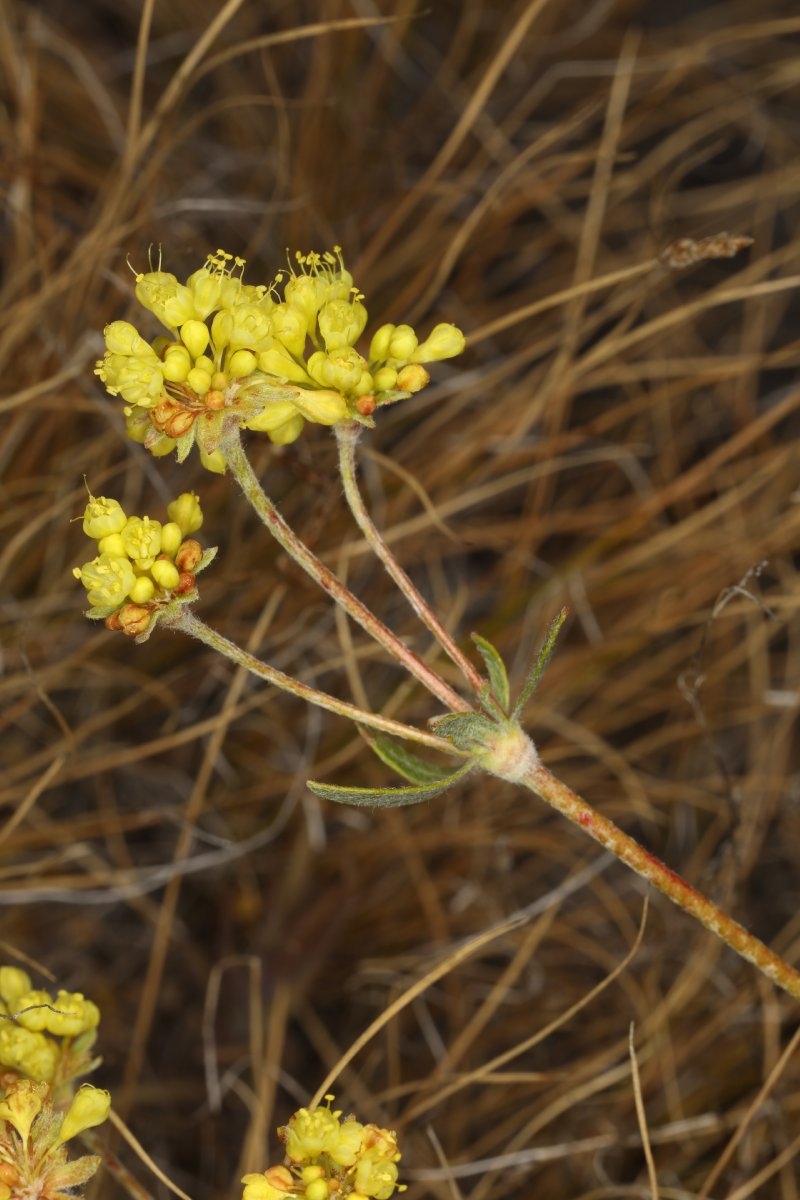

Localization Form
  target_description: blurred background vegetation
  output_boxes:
[2,0,800,1195]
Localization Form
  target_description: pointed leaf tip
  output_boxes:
[307,760,475,808]
[512,607,568,718]
[471,633,511,714]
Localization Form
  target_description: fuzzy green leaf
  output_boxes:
[430,711,500,753]
[361,732,461,786]
[307,760,475,808]
[512,607,568,718]
[196,545,218,573]
[174,427,196,464]
[472,633,510,713]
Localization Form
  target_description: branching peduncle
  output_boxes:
[222,426,471,714]
[335,421,485,697]
[167,607,467,756]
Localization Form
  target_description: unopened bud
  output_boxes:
[118,604,151,638]
[175,539,203,571]
[175,571,196,595]
[356,395,376,416]
[396,364,430,393]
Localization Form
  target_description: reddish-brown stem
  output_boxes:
[524,760,800,1000]
[335,421,485,697]
[223,427,470,713]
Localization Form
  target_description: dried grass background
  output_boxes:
[2,0,800,1196]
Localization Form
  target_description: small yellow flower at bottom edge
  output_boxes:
[241,1169,293,1200]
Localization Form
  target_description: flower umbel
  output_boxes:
[241,1098,404,1200]
[95,247,466,466]
[72,491,216,638]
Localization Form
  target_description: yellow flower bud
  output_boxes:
[0,967,32,1006]
[395,364,430,394]
[244,400,301,434]
[167,492,203,535]
[368,324,395,362]
[103,321,152,357]
[0,1079,44,1141]
[195,354,216,375]
[228,349,257,378]
[83,496,127,539]
[57,1085,111,1146]
[160,521,183,557]
[151,560,180,590]
[266,413,305,445]
[386,324,418,361]
[257,346,312,385]
[371,366,397,392]
[410,322,465,363]
[124,407,150,444]
[300,1167,325,1184]
[97,533,126,556]
[162,345,192,383]
[187,366,212,396]
[180,319,211,359]
[305,1180,328,1200]
[149,434,177,457]
[199,447,227,473]
[241,1169,293,1200]
[129,576,155,605]
[291,388,349,426]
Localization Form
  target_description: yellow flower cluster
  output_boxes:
[0,968,100,1091]
[0,1079,109,1200]
[95,247,466,470]
[241,1099,404,1200]
[72,491,212,636]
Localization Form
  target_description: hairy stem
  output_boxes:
[336,421,485,696]
[523,758,800,1001]
[167,607,466,755]
[223,427,469,713]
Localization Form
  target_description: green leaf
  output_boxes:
[512,607,568,718]
[307,760,475,808]
[195,545,218,574]
[174,427,197,464]
[361,732,461,786]
[471,633,510,713]
[430,711,500,753]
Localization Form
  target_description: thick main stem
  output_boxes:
[223,428,470,714]
[336,422,485,697]
[167,607,464,756]
[524,759,800,1001]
